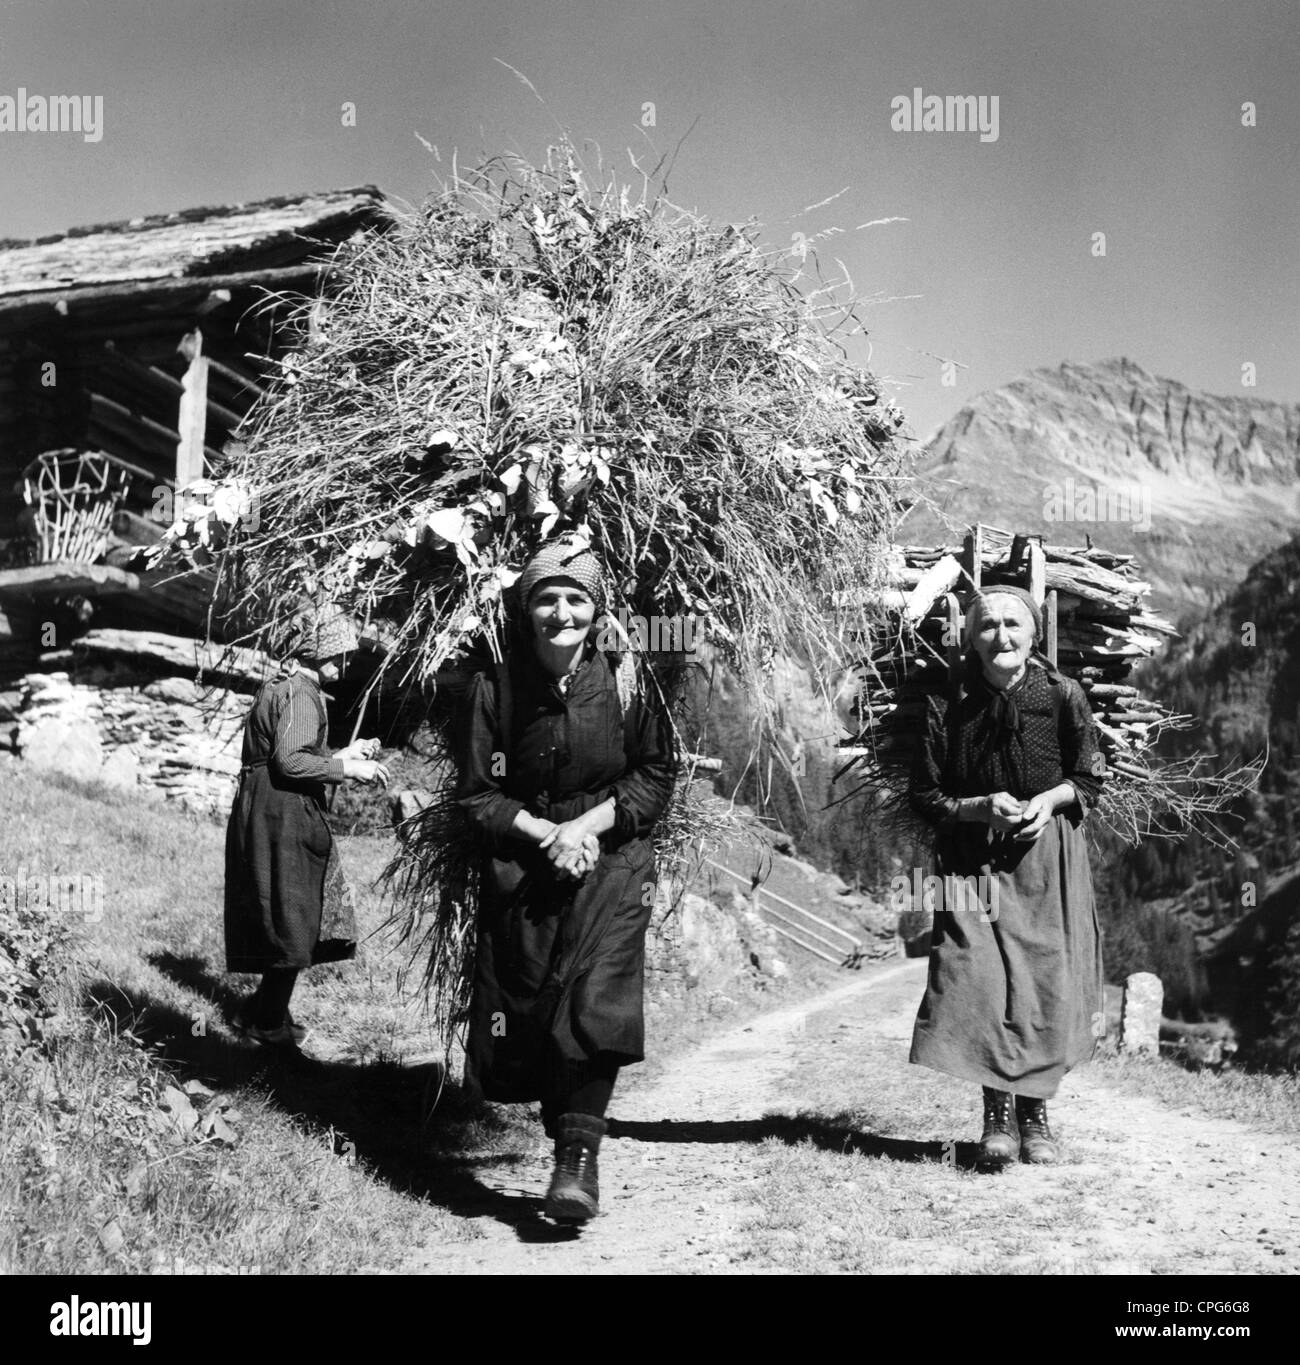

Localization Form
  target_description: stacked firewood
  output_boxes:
[838,526,1180,793]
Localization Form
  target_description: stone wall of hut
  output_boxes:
[0,660,249,816]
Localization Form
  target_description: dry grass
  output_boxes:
[153,139,919,1066]
[0,762,533,1274]
[381,768,742,1050]
[1091,1052,1300,1135]
[214,141,909,724]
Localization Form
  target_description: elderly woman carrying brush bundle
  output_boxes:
[908,585,1104,1170]
[226,605,389,1046]
[456,536,677,1225]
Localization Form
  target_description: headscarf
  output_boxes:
[517,536,607,614]
[961,587,1052,771]
[963,585,1043,644]
[286,603,360,664]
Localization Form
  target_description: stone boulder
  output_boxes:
[19,716,104,782]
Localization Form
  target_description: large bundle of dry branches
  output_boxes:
[189,143,911,1041]
[836,525,1259,846]
[213,143,908,717]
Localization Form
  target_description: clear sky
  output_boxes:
[1,0,1294,439]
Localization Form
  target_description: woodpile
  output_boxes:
[838,524,1184,814]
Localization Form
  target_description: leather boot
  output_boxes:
[1015,1096,1060,1164]
[544,1114,606,1224]
[977,1087,1019,1170]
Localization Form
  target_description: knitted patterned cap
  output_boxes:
[964,585,1043,641]
[517,537,607,612]
[289,603,360,662]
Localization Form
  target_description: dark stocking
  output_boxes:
[253,968,299,1028]
[546,1056,620,1124]
[565,1071,617,1119]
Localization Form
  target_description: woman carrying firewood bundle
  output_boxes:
[908,585,1104,1170]
[456,537,677,1225]
[226,604,389,1045]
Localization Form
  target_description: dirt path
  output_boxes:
[403,960,1300,1274]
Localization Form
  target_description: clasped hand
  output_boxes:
[987,790,1054,841]
[538,819,601,881]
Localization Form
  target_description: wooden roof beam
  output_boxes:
[0,560,140,598]
[0,261,334,324]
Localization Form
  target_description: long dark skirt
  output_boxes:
[224,768,357,973]
[465,837,655,1103]
[910,810,1102,1098]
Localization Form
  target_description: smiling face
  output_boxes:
[528,579,597,661]
[968,593,1036,682]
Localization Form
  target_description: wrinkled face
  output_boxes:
[969,594,1036,678]
[528,579,596,655]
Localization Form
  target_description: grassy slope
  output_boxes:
[0,760,828,1273]
[0,761,525,1274]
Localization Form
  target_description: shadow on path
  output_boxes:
[82,961,557,1238]
[81,957,979,1253]
[607,1115,982,1169]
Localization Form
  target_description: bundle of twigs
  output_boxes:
[836,525,1258,846]
[182,141,912,1043]
[384,771,734,1044]
[209,142,908,720]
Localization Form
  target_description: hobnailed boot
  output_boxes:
[977,1087,1019,1170]
[544,1114,606,1224]
[1015,1096,1060,1164]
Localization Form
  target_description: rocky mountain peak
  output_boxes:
[910,359,1300,621]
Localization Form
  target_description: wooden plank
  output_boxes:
[102,340,247,430]
[1045,588,1058,666]
[175,330,209,488]
[131,566,216,623]
[945,591,963,698]
[1028,541,1047,605]
[71,626,290,689]
[0,560,139,598]
[0,263,334,323]
[89,389,180,447]
[205,354,271,402]
[902,553,962,625]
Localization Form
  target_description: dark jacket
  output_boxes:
[457,646,676,1100]
[224,667,356,972]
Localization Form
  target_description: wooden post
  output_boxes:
[960,524,983,594]
[175,330,209,489]
[1008,533,1029,578]
[1045,588,1059,666]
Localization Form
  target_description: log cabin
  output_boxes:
[0,186,391,676]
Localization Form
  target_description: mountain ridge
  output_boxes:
[907,357,1300,621]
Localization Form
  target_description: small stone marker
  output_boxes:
[1121,971,1163,1054]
